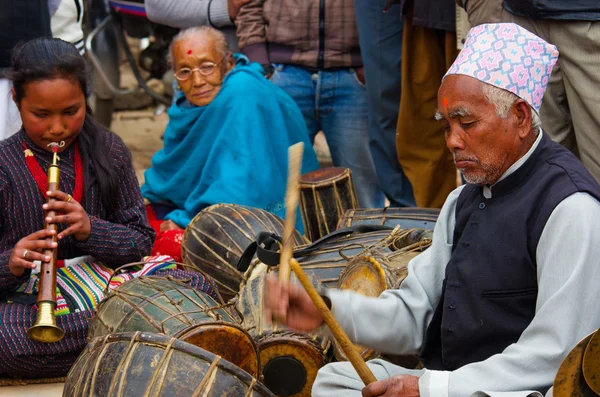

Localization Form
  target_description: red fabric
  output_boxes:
[24,142,84,202]
[145,204,184,262]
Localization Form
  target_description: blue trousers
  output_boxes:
[271,64,385,208]
[354,0,416,207]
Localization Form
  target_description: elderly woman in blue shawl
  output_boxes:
[141,26,319,259]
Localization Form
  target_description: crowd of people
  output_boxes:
[0,0,599,396]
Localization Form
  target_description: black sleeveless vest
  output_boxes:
[420,133,600,370]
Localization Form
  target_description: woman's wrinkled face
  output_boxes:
[15,78,86,153]
[172,37,233,107]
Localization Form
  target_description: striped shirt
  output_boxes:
[0,128,155,291]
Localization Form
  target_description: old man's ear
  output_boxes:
[513,99,534,138]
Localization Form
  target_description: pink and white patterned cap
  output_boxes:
[444,23,559,114]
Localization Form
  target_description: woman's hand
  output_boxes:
[8,229,57,277]
[160,220,183,232]
[43,190,91,242]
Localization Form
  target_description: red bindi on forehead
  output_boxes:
[443,97,449,112]
[187,50,192,55]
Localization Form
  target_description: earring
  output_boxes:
[176,84,181,90]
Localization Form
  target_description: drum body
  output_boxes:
[337,207,440,231]
[299,167,359,242]
[182,204,308,300]
[64,332,274,397]
[237,268,329,397]
[88,276,259,377]
[334,231,432,362]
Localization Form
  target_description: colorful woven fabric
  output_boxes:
[14,255,177,315]
[0,267,220,379]
[444,23,559,114]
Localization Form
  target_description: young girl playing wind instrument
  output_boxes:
[0,38,217,379]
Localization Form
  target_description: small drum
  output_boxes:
[299,167,359,242]
[88,276,259,377]
[333,230,432,362]
[182,204,309,300]
[64,332,274,397]
[337,207,440,231]
[236,268,329,397]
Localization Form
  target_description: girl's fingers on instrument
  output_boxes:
[43,201,72,213]
[23,250,51,265]
[46,190,70,201]
[22,239,57,251]
[23,229,56,241]
[46,214,71,225]
[16,258,38,270]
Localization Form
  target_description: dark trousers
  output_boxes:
[354,0,416,207]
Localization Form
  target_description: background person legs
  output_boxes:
[319,69,386,208]
[395,9,458,208]
[502,9,600,182]
[354,0,415,207]
[271,64,385,208]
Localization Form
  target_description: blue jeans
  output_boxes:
[354,0,416,207]
[271,64,385,208]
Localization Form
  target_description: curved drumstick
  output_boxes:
[289,258,377,386]
[278,142,304,286]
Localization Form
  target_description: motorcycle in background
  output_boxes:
[85,0,176,127]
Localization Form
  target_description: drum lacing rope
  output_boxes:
[159,302,236,333]
[107,331,142,396]
[191,355,222,397]
[245,378,258,397]
[145,338,177,395]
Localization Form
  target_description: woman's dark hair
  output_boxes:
[9,38,125,214]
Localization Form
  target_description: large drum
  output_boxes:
[299,167,359,242]
[182,204,309,300]
[337,207,440,231]
[64,332,274,397]
[333,232,432,362]
[237,268,330,397]
[88,276,259,377]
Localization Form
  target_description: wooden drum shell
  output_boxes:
[181,204,308,300]
[337,207,440,231]
[236,268,329,397]
[88,276,259,377]
[64,332,274,397]
[299,167,359,242]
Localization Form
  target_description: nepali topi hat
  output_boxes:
[445,23,559,115]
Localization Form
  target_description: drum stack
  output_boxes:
[65,168,440,397]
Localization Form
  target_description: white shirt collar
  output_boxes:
[483,129,543,199]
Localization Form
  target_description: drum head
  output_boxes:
[582,329,600,394]
[258,334,326,397]
[299,167,350,185]
[553,332,597,397]
[338,256,387,297]
[175,322,260,378]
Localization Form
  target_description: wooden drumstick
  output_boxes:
[289,258,377,386]
[279,142,304,286]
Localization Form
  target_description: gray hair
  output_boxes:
[482,84,542,134]
[167,26,231,69]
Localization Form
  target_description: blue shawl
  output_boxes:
[141,56,319,231]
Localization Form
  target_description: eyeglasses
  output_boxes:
[174,58,225,81]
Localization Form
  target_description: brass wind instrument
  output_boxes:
[27,142,65,343]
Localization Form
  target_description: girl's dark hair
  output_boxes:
[9,38,124,214]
